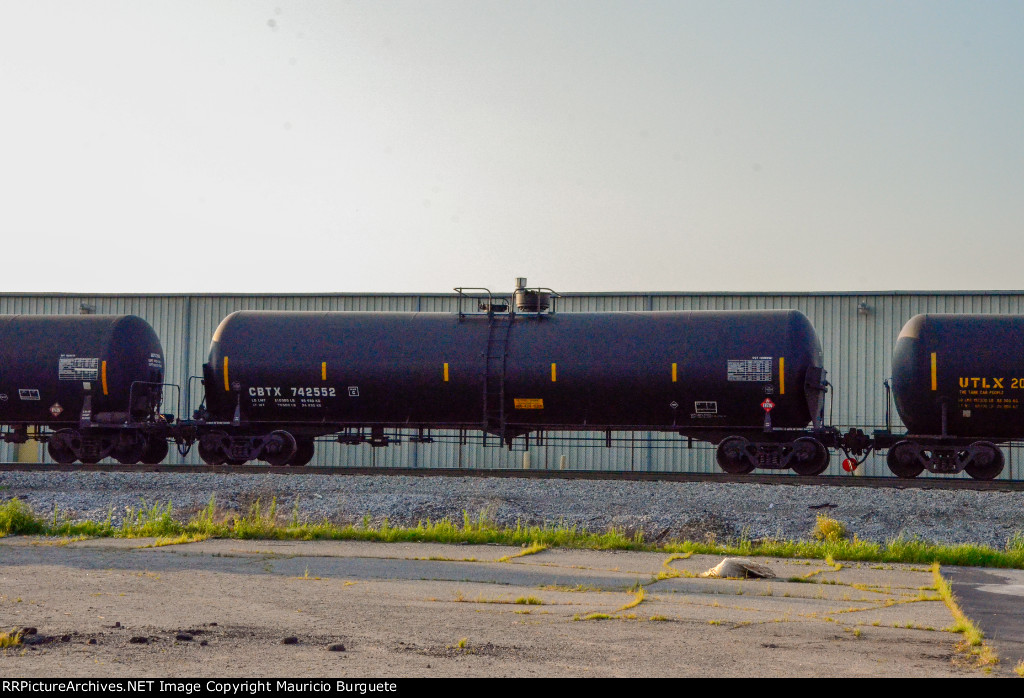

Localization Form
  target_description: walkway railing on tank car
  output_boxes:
[454,287,510,318]
[454,286,562,318]
[515,287,561,317]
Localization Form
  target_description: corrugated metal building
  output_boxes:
[3,290,1023,478]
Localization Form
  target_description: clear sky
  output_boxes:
[3,1,1022,294]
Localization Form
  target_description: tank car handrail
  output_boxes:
[127,381,180,425]
[516,286,561,315]
[454,287,490,317]
[454,287,512,317]
[187,375,207,419]
[529,287,561,297]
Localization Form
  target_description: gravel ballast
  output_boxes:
[2,471,1023,548]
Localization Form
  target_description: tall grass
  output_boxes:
[0,497,642,550]
[0,498,44,537]
[5,496,1024,570]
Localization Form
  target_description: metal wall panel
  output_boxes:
[3,290,1024,478]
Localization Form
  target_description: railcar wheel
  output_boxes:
[262,430,297,467]
[886,441,924,479]
[790,437,830,476]
[287,438,315,466]
[964,441,1004,481]
[113,433,146,465]
[47,429,78,464]
[140,436,169,465]
[716,436,756,474]
[198,432,228,466]
[198,442,226,465]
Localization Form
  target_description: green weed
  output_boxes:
[933,563,998,668]
[655,552,693,580]
[1006,531,1024,553]
[6,496,1024,573]
[0,629,22,648]
[616,587,646,612]
[812,515,848,543]
[0,499,44,537]
[538,584,599,592]
[497,541,549,563]
[138,533,211,548]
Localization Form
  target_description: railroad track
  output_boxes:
[2,462,1022,491]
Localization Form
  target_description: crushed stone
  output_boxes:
[2,471,1023,548]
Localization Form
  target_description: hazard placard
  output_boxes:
[760,398,775,412]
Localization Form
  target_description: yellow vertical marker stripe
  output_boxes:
[672,363,678,382]
[443,363,449,382]
[322,362,327,380]
[931,352,937,391]
[223,356,230,392]
[551,363,557,382]
[779,357,785,395]
[101,361,108,396]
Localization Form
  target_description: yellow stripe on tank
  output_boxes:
[672,363,677,382]
[779,357,785,395]
[443,363,449,382]
[101,361,108,396]
[322,362,327,380]
[224,356,230,392]
[551,363,557,382]
[931,352,937,391]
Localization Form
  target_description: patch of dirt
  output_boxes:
[400,641,525,660]
[0,538,984,677]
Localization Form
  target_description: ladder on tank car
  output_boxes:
[483,313,512,444]
[455,281,558,449]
